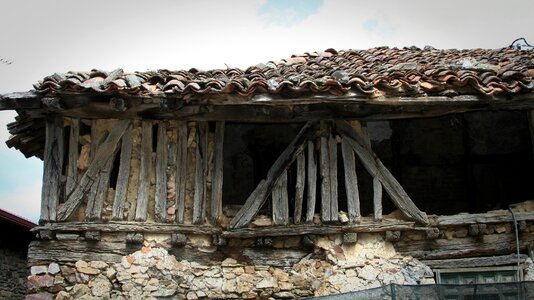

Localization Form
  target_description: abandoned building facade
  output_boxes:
[2,46,534,299]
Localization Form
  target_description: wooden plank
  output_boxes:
[65,118,79,196]
[373,177,383,221]
[272,170,289,225]
[210,121,225,224]
[57,120,130,221]
[422,254,529,269]
[230,121,318,229]
[305,140,317,223]
[134,121,152,222]
[111,127,132,220]
[394,232,534,260]
[89,120,98,162]
[528,110,534,162]
[328,131,338,221]
[319,122,331,222]
[85,155,116,221]
[335,120,429,225]
[192,122,208,224]
[294,152,305,224]
[155,122,168,222]
[175,121,188,223]
[341,137,360,223]
[34,221,220,234]
[435,211,534,227]
[41,116,64,221]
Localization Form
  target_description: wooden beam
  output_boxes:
[422,254,529,269]
[336,120,429,225]
[341,137,360,223]
[65,118,79,196]
[373,177,383,222]
[57,120,130,221]
[85,154,116,221]
[175,122,188,223]
[272,170,289,225]
[41,116,65,221]
[155,122,168,222]
[528,110,534,162]
[319,122,331,222]
[434,211,534,227]
[210,121,225,224]
[34,221,220,234]
[306,140,317,223]
[294,152,305,224]
[192,122,208,224]
[229,121,318,229]
[111,127,132,220]
[134,121,153,222]
[328,131,338,221]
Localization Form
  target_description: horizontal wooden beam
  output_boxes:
[433,211,534,227]
[33,221,220,235]
[422,254,529,269]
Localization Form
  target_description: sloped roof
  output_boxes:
[35,46,534,99]
[0,208,37,230]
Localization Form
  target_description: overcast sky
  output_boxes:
[1,0,533,222]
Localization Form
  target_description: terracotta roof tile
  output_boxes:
[34,46,534,99]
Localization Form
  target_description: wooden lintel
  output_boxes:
[57,120,130,221]
[134,121,152,222]
[34,221,220,234]
[41,116,65,221]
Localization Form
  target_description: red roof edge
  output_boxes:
[0,208,37,229]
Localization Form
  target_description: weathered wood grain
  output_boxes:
[65,118,79,196]
[134,121,152,221]
[41,116,65,221]
[155,122,168,222]
[112,127,132,220]
[319,122,331,222]
[341,137,360,223]
[294,152,305,224]
[85,155,115,221]
[422,254,529,269]
[306,140,317,223]
[328,131,338,221]
[373,177,383,222]
[272,170,289,225]
[175,121,188,223]
[34,221,220,234]
[434,211,534,227]
[210,121,225,224]
[57,120,130,221]
[230,121,318,229]
[193,122,208,224]
[336,120,429,225]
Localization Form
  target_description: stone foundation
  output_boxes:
[26,233,434,299]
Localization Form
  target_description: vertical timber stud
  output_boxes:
[341,137,361,223]
[210,122,225,224]
[86,151,116,221]
[193,122,208,224]
[294,152,305,224]
[41,116,64,221]
[65,118,79,196]
[328,129,338,221]
[155,121,168,222]
[175,121,188,223]
[320,121,332,222]
[306,140,317,223]
[528,111,534,162]
[112,126,132,220]
[135,121,153,221]
[373,177,383,221]
[272,170,289,225]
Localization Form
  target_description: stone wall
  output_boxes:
[26,233,434,299]
[0,247,28,299]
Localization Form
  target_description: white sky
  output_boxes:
[1,0,533,222]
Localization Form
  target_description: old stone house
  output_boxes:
[2,46,534,299]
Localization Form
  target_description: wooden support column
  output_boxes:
[65,118,79,196]
[175,121,188,224]
[112,126,132,220]
[294,152,305,224]
[85,153,116,221]
[210,122,225,224]
[135,121,152,222]
[41,116,65,221]
[528,110,534,162]
[328,130,338,221]
[193,122,208,224]
[373,177,383,221]
[155,122,168,222]
[305,140,317,223]
[319,121,332,222]
[341,137,360,223]
[272,170,289,225]
[57,120,130,221]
